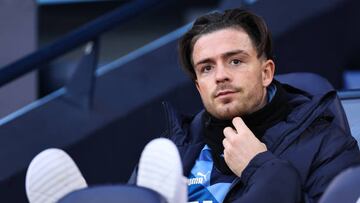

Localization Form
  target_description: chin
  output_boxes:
[205,102,246,120]
[213,108,243,120]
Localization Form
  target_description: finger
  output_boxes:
[223,148,230,162]
[223,126,236,138]
[232,117,248,133]
[222,139,231,159]
[222,137,229,149]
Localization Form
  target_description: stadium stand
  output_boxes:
[221,0,360,89]
[0,0,359,202]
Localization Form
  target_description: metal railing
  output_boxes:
[0,0,166,88]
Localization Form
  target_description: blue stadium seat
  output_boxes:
[57,185,167,203]
[319,166,360,203]
[276,72,334,94]
[339,90,360,144]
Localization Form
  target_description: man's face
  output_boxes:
[192,28,274,120]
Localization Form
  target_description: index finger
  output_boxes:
[232,117,247,133]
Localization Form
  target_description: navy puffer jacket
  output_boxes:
[161,83,360,203]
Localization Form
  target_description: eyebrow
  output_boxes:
[223,49,249,58]
[194,49,249,67]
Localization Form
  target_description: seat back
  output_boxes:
[319,166,360,203]
[57,185,167,203]
[339,90,360,143]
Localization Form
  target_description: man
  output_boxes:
[132,8,360,203]
[26,8,360,203]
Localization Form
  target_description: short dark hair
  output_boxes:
[178,8,273,81]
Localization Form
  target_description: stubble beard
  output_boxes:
[206,99,247,120]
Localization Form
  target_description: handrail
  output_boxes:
[338,89,360,100]
[0,0,165,88]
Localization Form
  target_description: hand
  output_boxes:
[223,117,267,177]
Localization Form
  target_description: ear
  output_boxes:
[262,59,275,87]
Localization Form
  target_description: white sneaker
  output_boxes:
[137,138,188,203]
[25,148,88,203]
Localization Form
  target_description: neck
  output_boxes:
[249,87,268,115]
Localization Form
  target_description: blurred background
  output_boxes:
[0,0,359,202]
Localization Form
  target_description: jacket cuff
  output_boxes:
[240,151,276,184]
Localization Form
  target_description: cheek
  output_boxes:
[196,80,209,95]
[198,86,210,101]
[240,78,262,99]
[197,83,214,105]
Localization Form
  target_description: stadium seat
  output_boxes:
[57,185,167,203]
[339,90,360,143]
[276,72,334,94]
[319,166,360,203]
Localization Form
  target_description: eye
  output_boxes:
[230,59,241,65]
[202,65,213,73]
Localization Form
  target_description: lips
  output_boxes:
[215,90,236,98]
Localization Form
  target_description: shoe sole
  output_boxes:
[25,148,87,203]
[137,138,187,203]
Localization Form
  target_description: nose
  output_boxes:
[215,65,231,83]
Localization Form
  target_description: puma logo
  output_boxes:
[196,171,210,181]
[188,171,211,185]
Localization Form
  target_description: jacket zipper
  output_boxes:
[161,101,171,138]
[223,177,241,202]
